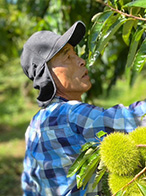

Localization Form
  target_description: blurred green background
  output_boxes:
[0,0,146,195]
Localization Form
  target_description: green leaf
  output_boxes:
[127,28,144,68]
[67,151,87,177]
[91,12,103,22]
[88,11,113,52]
[130,37,146,85]
[77,149,100,189]
[101,13,120,36]
[83,152,100,189]
[96,130,107,138]
[67,148,97,177]
[136,182,146,195]
[96,17,127,56]
[119,0,124,7]
[132,38,146,73]
[83,161,99,189]
[122,19,135,46]
[87,50,100,67]
[81,142,98,152]
[84,149,100,174]
[88,16,127,66]
[76,160,89,188]
[92,166,106,189]
[125,28,144,80]
[98,160,105,170]
[124,0,146,8]
[131,7,141,15]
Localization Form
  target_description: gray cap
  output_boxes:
[20,21,86,107]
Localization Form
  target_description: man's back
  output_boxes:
[22,96,99,196]
[21,96,146,195]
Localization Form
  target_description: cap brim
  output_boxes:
[64,20,86,46]
[46,21,86,62]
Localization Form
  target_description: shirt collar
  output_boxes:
[51,96,69,103]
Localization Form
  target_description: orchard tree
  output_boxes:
[85,0,146,101]
[0,0,102,116]
[1,0,146,114]
[68,0,146,195]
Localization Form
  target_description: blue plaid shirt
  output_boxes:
[22,96,146,196]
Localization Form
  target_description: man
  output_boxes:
[21,21,146,196]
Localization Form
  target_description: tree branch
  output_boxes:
[137,144,146,147]
[96,0,146,21]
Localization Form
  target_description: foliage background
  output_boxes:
[0,0,146,195]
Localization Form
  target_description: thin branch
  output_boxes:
[96,0,146,21]
[112,167,146,196]
[137,144,146,147]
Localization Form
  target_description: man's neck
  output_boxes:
[56,92,82,101]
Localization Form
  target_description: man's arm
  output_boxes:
[68,100,146,142]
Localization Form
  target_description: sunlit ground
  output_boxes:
[0,105,38,196]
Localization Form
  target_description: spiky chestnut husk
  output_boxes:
[129,127,146,162]
[108,173,143,196]
[100,132,140,175]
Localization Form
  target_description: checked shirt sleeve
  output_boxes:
[68,100,146,142]
[21,97,146,196]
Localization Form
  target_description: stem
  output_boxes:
[112,167,146,196]
[137,144,146,147]
[96,0,146,21]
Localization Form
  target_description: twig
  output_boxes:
[137,144,146,147]
[112,167,146,196]
[96,0,146,21]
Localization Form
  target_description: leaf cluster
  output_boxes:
[67,142,101,189]
[86,0,146,100]
[1,0,146,108]
[67,131,107,191]
[67,127,146,195]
